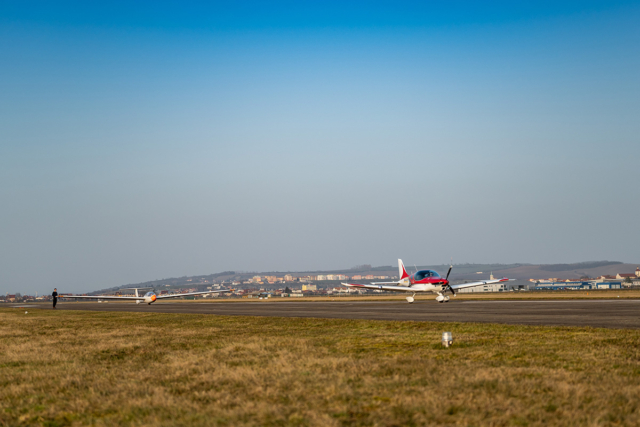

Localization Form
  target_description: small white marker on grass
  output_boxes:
[442,332,453,348]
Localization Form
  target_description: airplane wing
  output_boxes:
[60,289,231,300]
[59,295,145,300]
[370,281,402,285]
[343,282,415,292]
[450,278,513,290]
[155,289,231,299]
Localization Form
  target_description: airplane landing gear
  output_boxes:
[406,293,416,303]
[436,293,450,303]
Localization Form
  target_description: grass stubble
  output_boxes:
[1,307,639,426]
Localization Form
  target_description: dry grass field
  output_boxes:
[2,308,640,426]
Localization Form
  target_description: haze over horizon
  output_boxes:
[2,1,639,295]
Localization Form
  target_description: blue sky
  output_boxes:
[1,1,639,294]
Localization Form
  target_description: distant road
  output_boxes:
[15,299,640,329]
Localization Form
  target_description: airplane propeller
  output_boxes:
[444,264,455,295]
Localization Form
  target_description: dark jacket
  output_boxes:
[52,291,58,298]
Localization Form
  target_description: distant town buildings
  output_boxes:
[519,267,640,292]
[4,267,639,302]
[534,281,623,291]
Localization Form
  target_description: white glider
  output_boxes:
[61,287,231,305]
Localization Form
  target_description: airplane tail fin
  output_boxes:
[398,259,409,280]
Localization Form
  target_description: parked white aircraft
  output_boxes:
[343,259,513,303]
[61,287,230,305]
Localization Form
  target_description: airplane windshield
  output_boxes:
[414,270,440,280]
[145,291,155,297]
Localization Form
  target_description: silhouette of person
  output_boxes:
[52,288,58,309]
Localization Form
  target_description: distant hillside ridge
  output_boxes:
[92,270,237,295]
[540,261,622,272]
[88,261,637,294]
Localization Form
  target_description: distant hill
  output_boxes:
[540,261,622,272]
[456,262,637,282]
[92,271,238,295]
[90,260,638,294]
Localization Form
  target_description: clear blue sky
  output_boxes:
[1,1,639,294]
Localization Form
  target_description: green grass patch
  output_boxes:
[1,308,639,426]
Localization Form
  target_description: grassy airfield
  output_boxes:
[2,308,640,426]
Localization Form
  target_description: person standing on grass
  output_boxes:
[52,288,58,309]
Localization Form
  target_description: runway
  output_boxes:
[19,299,640,329]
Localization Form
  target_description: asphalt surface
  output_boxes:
[16,299,640,329]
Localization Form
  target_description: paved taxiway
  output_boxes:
[20,299,640,329]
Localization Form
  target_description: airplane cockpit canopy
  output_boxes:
[145,291,155,297]
[414,270,441,281]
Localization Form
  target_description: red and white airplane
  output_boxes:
[61,287,231,305]
[343,259,512,303]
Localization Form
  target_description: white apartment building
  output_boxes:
[457,282,508,293]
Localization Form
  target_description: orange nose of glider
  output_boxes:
[151,294,157,302]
